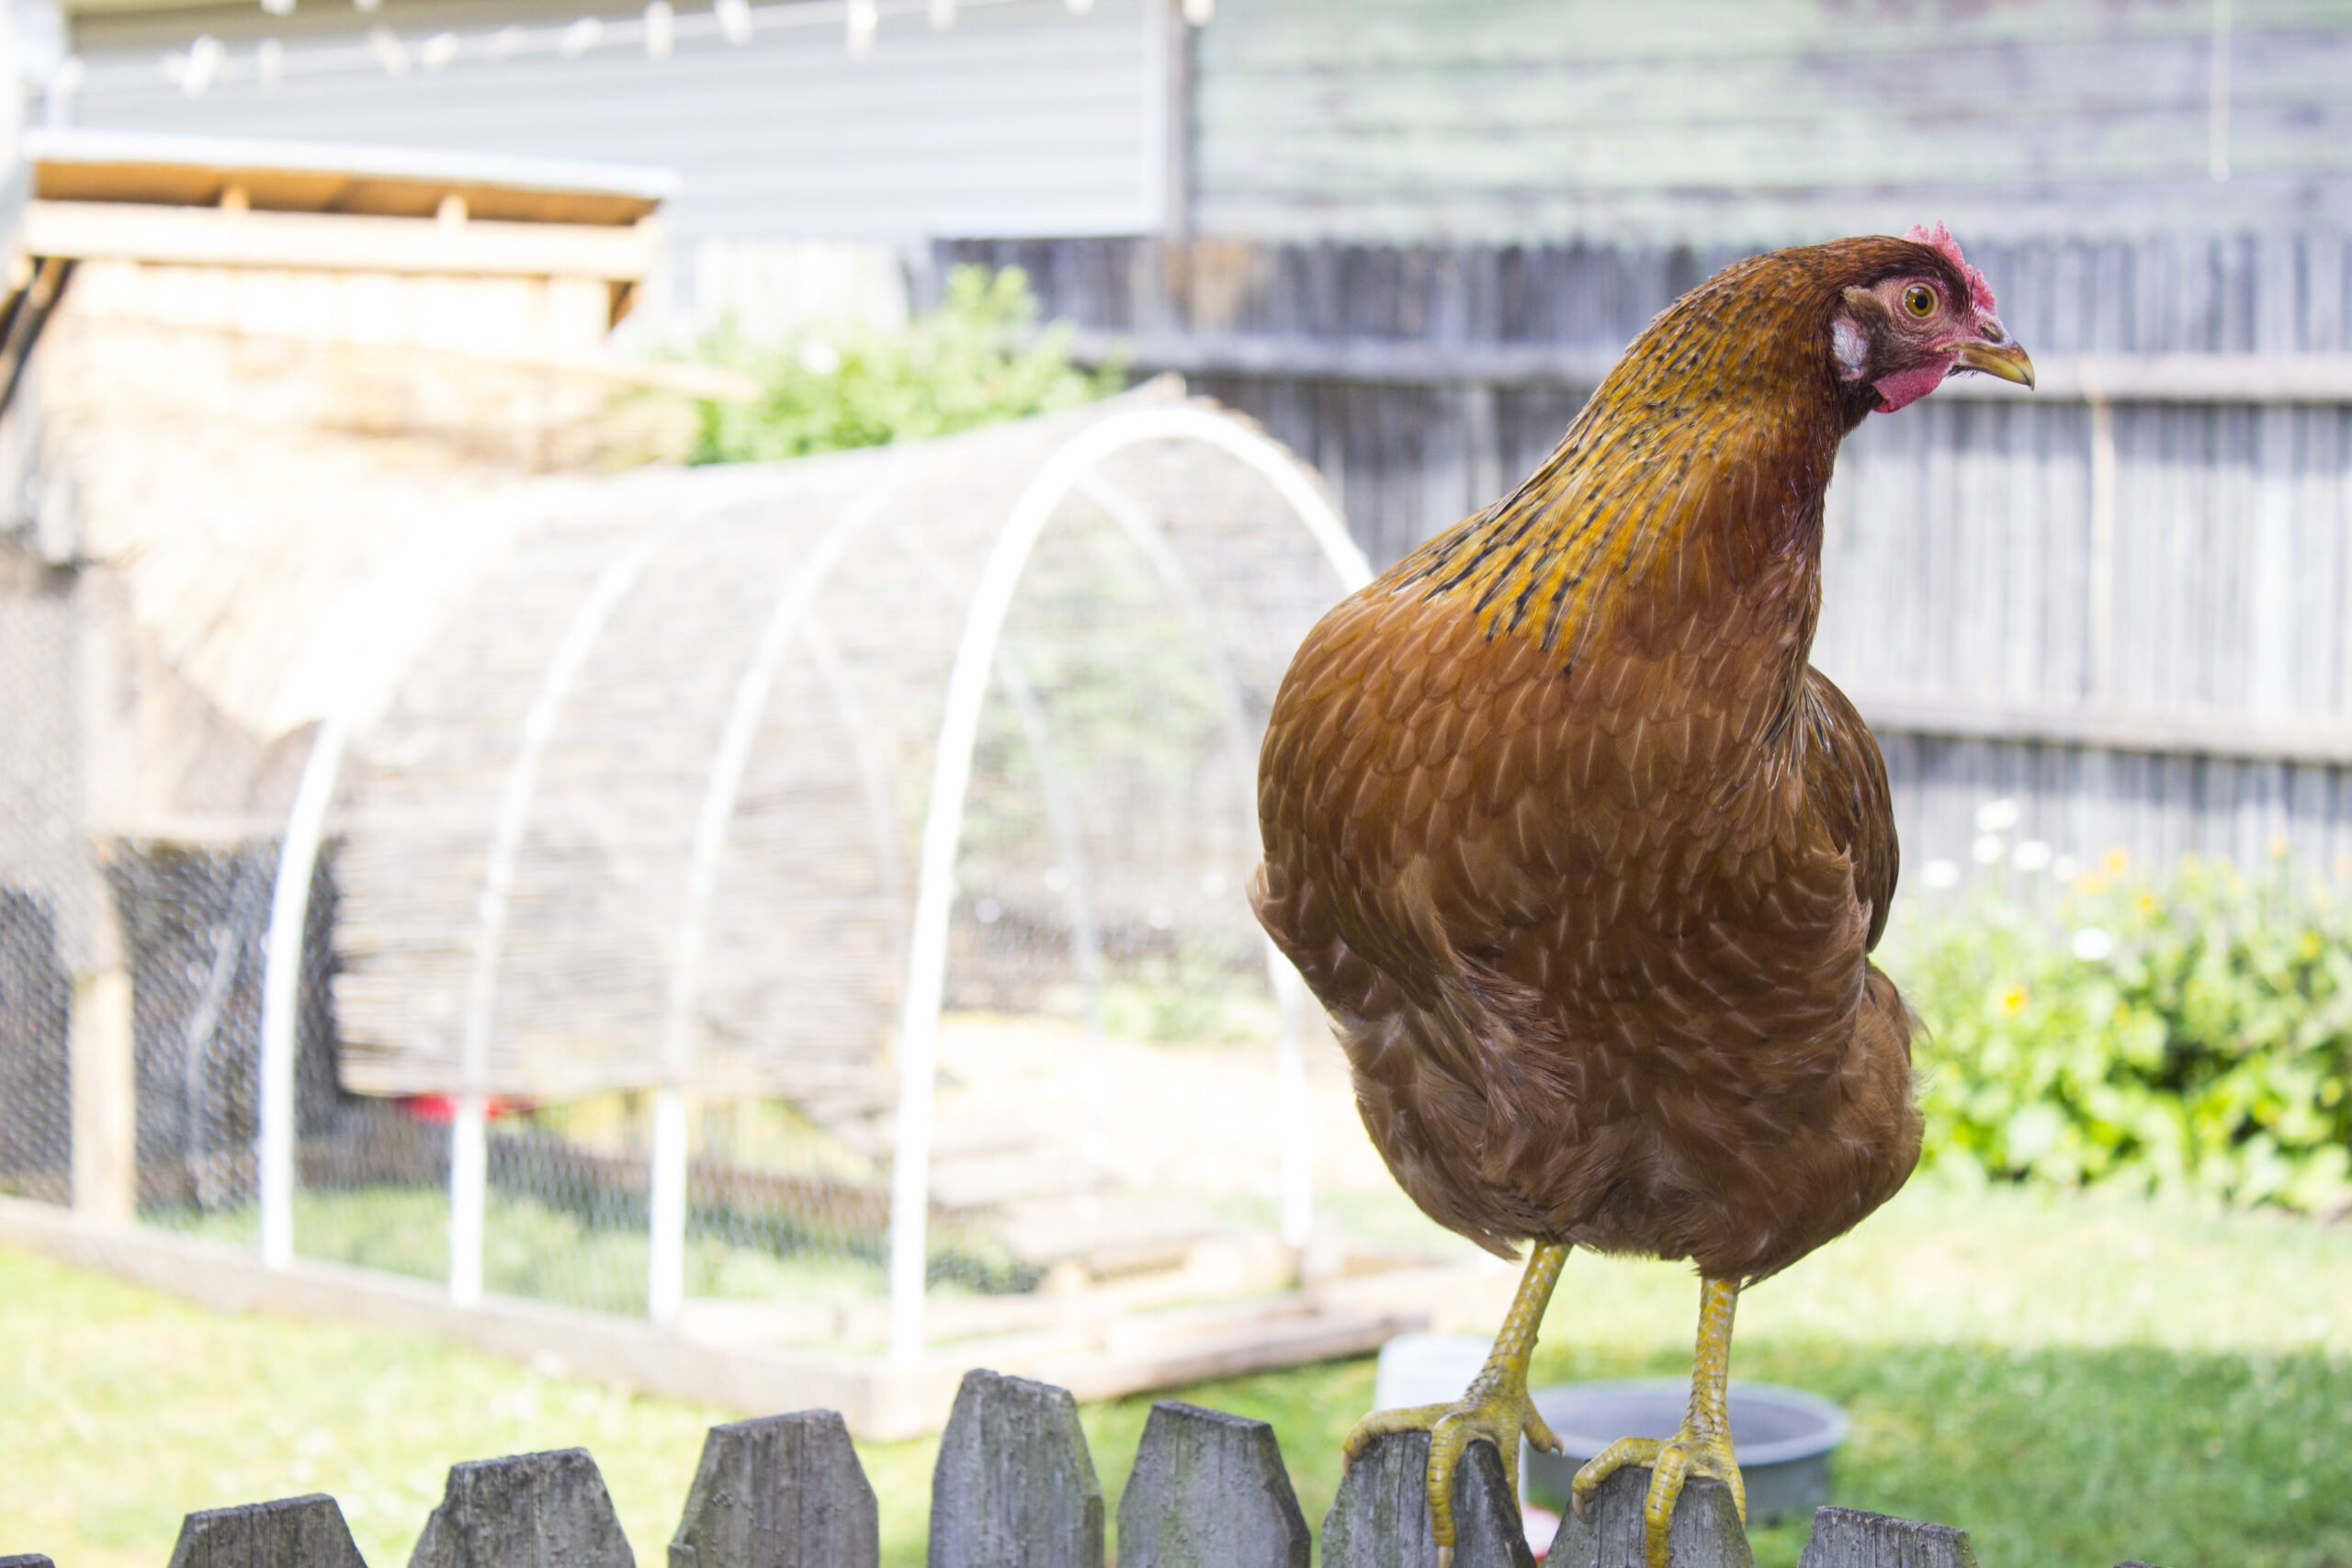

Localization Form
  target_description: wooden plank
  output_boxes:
[165,1495,367,1568]
[1320,1428,1532,1568]
[669,1410,878,1568]
[410,1449,635,1568]
[1797,1505,1978,1568]
[19,201,659,280]
[928,1370,1104,1568]
[1546,1465,1749,1568]
[1116,1401,1310,1568]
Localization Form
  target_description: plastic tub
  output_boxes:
[1524,1379,1850,1523]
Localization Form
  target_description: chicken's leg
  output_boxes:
[1571,1276,1745,1568]
[1340,1241,1569,1568]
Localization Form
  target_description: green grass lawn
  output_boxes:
[5,1178,2348,1567]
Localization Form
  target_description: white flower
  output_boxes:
[1921,859,1961,889]
[1973,833,2007,865]
[2013,840,2052,871]
[1975,798,2020,833]
[2072,926,2115,962]
[799,340,842,375]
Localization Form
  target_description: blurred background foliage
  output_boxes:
[684,265,1121,464]
[1891,854,2352,1217]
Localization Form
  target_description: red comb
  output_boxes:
[1904,221,1997,316]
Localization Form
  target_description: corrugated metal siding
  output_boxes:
[63,0,1170,255]
[1192,0,2352,242]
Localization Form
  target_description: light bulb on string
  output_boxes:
[715,0,752,44]
[558,16,603,56]
[929,0,955,28]
[419,30,458,70]
[644,0,673,58]
[1182,0,1213,21]
[846,0,876,57]
[259,0,294,16]
[366,24,409,73]
[256,37,283,83]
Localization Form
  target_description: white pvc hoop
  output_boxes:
[647,479,898,1326]
[886,403,1370,1364]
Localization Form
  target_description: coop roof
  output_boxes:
[25,128,675,225]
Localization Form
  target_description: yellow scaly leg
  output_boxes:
[1571,1276,1746,1568]
[1340,1241,1570,1568]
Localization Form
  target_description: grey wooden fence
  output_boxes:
[0,1368,2165,1568]
[934,232,2352,891]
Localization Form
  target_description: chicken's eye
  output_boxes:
[1903,284,1938,319]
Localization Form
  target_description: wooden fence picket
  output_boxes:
[1319,1429,1531,1568]
[667,1410,878,1568]
[408,1449,634,1568]
[926,1369,1103,1568]
[1548,1469,1750,1568]
[1796,1506,1978,1568]
[164,1495,368,1568]
[1115,1400,1310,1568]
[0,1556,56,1567]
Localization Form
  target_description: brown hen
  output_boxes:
[1250,229,2033,1566]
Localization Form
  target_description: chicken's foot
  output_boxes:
[1340,1240,1568,1568]
[1571,1275,1745,1568]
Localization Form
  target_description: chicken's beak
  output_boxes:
[1951,336,2035,389]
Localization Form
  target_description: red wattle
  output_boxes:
[1871,359,1951,412]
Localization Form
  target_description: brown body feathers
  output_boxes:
[1251,239,1944,1284]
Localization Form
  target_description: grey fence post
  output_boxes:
[668,1410,878,1568]
[409,1448,634,1568]
[1797,1506,1978,1568]
[928,1369,1104,1568]
[1116,1401,1309,1568]
[1320,1429,1532,1568]
[1545,1467,1751,1568]
[0,1555,59,1567]
[165,1496,368,1568]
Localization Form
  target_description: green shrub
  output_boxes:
[687,265,1122,464]
[1890,854,2352,1214]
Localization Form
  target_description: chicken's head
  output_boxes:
[1832,222,2035,413]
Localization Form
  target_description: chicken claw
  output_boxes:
[1340,1242,1568,1568]
[1571,1277,1746,1568]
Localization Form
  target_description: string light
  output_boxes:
[170,32,224,95]
[558,17,603,57]
[366,24,408,74]
[138,0,1188,90]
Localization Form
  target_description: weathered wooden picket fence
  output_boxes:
[0,1368,2169,1568]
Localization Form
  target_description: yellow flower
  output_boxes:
[2001,985,2029,1015]
[2102,846,2132,876]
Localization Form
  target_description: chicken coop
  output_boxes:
[3,356,1521,1430]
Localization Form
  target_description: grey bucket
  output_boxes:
[1523,1380,1850,1524]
